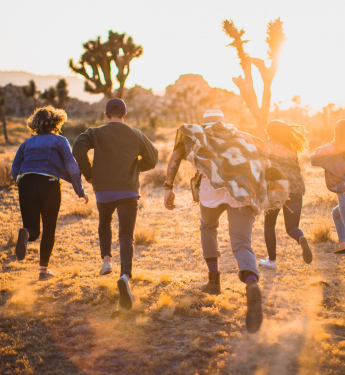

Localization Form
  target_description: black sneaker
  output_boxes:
[117,275,133,310]
[246,282,263,334]
[15,228,29,261]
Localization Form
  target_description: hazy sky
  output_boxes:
[1,0,345,111]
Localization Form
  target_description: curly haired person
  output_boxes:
[12,106,88,280]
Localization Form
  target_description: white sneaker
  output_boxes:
[258,258,277,269]
[99,261,112,275]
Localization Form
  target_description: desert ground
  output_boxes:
[0,120,345,375]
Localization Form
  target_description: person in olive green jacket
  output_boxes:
[73,99,158,310]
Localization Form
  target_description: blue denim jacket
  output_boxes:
[12,134,85,197]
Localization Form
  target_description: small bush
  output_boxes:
[315,192,338,209]
[141,167,166,188]
[7,225,17,248]
[312,215,332,243]
[0,162,14,188]
[135,226,156,245]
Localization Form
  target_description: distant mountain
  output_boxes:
[0,71,103,103]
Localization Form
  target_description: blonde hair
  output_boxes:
[265,120,309,154]
[27,106,67,135]
[333,119,345,153]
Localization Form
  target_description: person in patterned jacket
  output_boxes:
[164,109,271,334]
[259,120,313,270]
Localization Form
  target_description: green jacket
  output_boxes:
[73,122,158,192]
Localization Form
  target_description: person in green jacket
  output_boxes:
[73,99,158,310]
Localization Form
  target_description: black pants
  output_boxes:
[18,174,61,267]
[264,193,304,261]
[97,197,138,278]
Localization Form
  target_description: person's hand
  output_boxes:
[83,193,89,204]
[164,189,176,210]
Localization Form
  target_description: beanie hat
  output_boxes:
[202,110,225,126]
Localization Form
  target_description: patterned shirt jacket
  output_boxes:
[265,140,305,195]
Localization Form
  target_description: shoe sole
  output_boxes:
[200,289,222,295]
[15,228,28,261]
[39,273,54,280]
[246,284,263,334]
[117,278,133,310]
[334,249,345,254]
[258,263,277,270]
[99,269,112,276]
[300,237,313,264]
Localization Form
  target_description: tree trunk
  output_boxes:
[1,109,9,144]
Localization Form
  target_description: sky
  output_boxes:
[1,0,345,112]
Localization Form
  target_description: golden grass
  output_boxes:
[0,128,345,374]
[66,200,93,217]
[0,161,14,188]
[312,214,333,243]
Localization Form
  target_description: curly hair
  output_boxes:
[265,120,309,154]
[27,106,67,135]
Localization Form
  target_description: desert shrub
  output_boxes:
[67,201,93,217]
[7,225,16,248]
[0,162,14,188]
[135,226,156,245]
[312,214,333,243]
[141,167,166,188]
[315,192,338,209]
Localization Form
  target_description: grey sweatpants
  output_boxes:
[200,203,259,283]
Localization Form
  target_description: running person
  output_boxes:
[12,106,88,280]
[164,110,270,333]
[73,98,158,310]
[259,120,313,269]
[311,119,345,254]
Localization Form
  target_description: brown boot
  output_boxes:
[200,272,221,295]
[246,280,263,334]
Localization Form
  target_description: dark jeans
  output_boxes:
[18,174,61,267]
[97,197,138,278]
[264,193,304,261]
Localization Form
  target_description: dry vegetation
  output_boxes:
[0,120,345,374]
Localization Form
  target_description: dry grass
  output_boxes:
[6,225,17,248]
[0,161,14,188]
[0,128,345,374]
[312,213,333,243]
[66,200,93,217]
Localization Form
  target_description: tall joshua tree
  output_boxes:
[40,86,57,106]
[0,89,9,144]
[56,78,69,108]
[22,79,38,111]
[223,18,286,133]
[69,31,143,99]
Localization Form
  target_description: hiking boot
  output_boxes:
[99,261,112,275]
[15,228,29,261]
[200,272,221,295]
[117,274,133,310]
[246,281,263,334]
[299,236,313,264]
[39,269,55,280]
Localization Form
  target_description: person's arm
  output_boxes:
[310,144,332,168]
[138,132,158,172]
[72,129,94,181]
[11,143,25,183]
[164,146,185,210]
[60,137,88,202]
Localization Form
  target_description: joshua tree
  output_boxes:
[22,79,38,111]
[223,18,286,134]
[56,78,69,108]
[69,31,143,99]
[0,89,9,144]
[40,86,57,106]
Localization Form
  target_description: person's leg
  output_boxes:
[227,205,258,283]
[97,201,117,275]
[334,194,345,254]
[116,197,138,279]
[116,197,138,310]
[227,205,262,333]
[199,203,226,294]
[16,175,41,260]
[283,193,312,263]
[263,208,280,262]
[39,177,61,271]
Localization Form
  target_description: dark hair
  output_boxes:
[105,110,126,119]
[265,120,309,154]
[27,106,67,135]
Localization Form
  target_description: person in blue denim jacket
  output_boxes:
[11,106,88,280]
